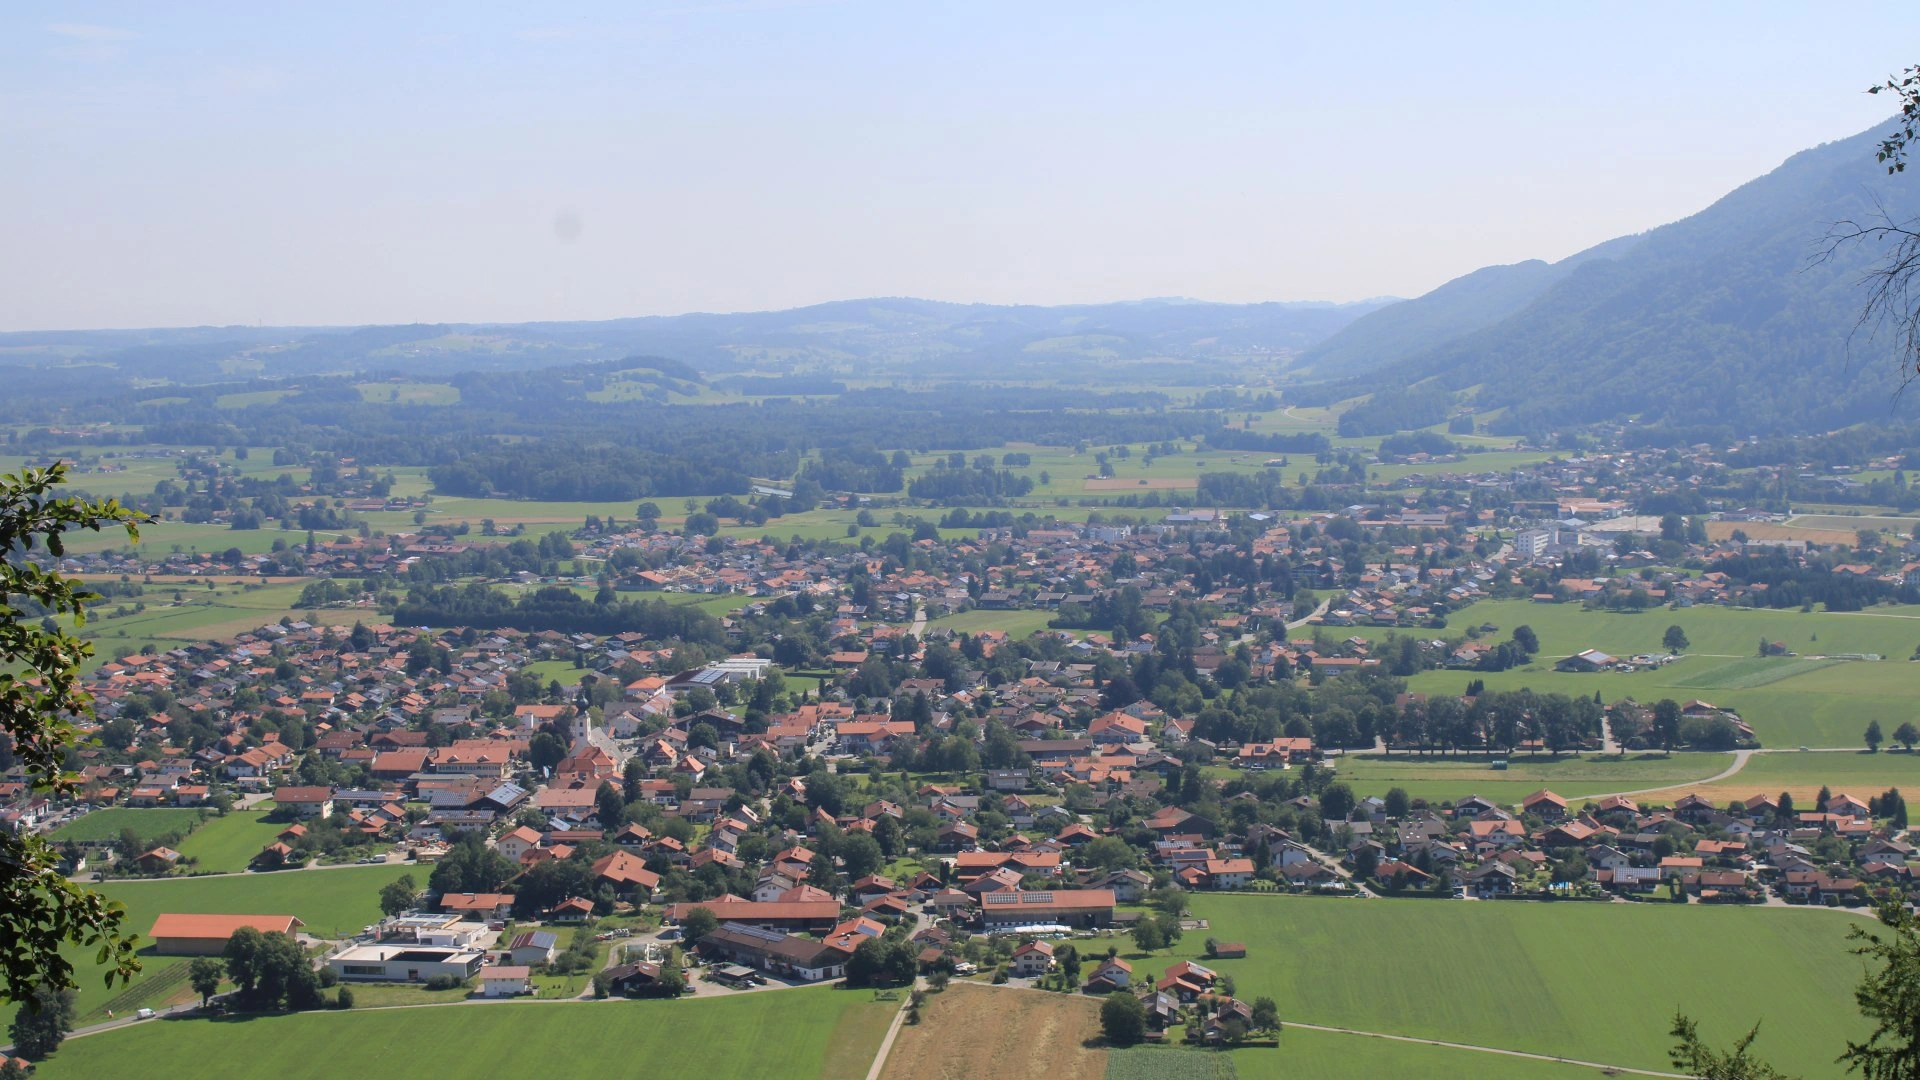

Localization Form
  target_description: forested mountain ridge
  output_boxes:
[1295,121,1920,436]
[1293,234,1644,378]
[0,296,1393,400]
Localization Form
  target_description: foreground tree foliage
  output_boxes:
[1826,64,1920,387]
[1669,1013,1796,1080]
[1839,903,1920,1079]
[0,464,145,1002]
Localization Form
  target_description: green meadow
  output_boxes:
[1346,599,1920,748]
[354,381,461,405]
[1356,597,1920,660]
[1326,750,1729,806]
[51,807,205,846]
[1165,894,1867,1079]
[98,863,416,941]
[172,809,291,873]
[1223,1027,1615,1080]
[1,865,417,1031]
[67,580,355,668]
[1638,747,1920,804]
[31,987,896,1080]
[928,608,1060,637]
[1367,448,1559,484]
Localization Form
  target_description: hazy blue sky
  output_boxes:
[4,2,1919,330]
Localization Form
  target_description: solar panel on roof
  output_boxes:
[1022,892,1054,904]
[983,893,1017,905]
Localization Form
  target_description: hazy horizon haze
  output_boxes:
[5,2,1920,331]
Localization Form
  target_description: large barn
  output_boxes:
[148,913,306,955]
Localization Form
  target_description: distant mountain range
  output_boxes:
[12,121,1919,436]
[0,297,1394,395]
[1294,120,1920,435]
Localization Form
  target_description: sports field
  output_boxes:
[1170,894,1865,1078]
[32,987,896,1080]
[51,807,204,845]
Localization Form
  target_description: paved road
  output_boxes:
[1285,598,1331,632]
[1578,744,1880,802]
[1578,749,1754,801]
[1598,711,1619,756]
[1302,841,1376,898]
[908,604,926,639]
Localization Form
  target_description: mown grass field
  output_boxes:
[880,981,1105,1080]
[928,608,1059,637]
[1163,895,1865,1078]
[656,591,762,616]
[100,864,416,940]
[1224,1027,1611,1080]
[1369,597,1920,661]
[33,987,896,1080]
[1398,660,1912,751]
[171,809,288,873]
[1367,449,1558,484]
[51,807,204,845]
[67,580,359,669]
[521,658,589,688]
[1637,747,1920,805]
[1354,599,1920,748]
[1663,656,1844,689]
[354,380,461,405]
[212,389,298,408]
[56,519,312,557]
[1326,750,1728,806]
[1788,514,1920,534]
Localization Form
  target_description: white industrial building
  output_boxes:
[328,944,485,983]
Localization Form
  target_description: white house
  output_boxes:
[1010,940,1054,977]
[480,965,531,997]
